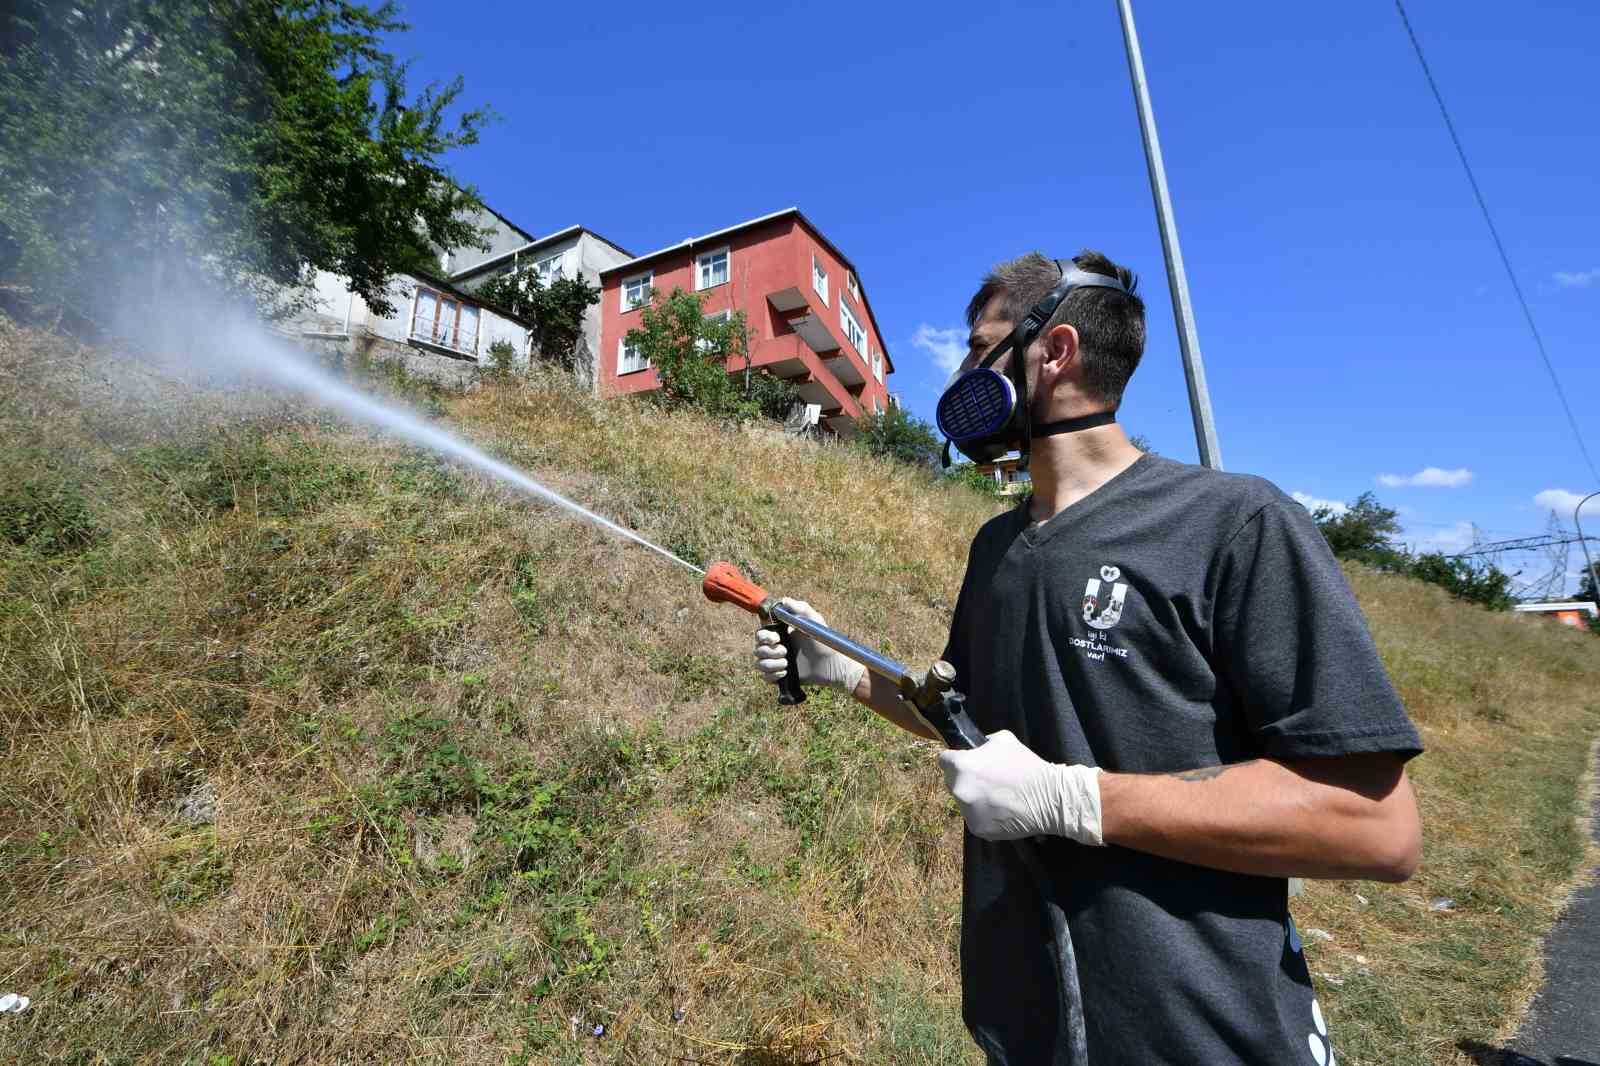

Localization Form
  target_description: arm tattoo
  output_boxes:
[1167,759,1259,782]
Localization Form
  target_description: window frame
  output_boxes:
[618,336,650,375]
[695,246,730,291]
[839,302,866,354]
[409,284,480,356]
[696,308,733,353]
[533,252,564,282]
[621,271,653,313]
[846,271,860,299]
[811,255,829,306]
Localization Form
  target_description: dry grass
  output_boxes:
[1,318,1597,1065]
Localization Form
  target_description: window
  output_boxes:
[847,271,860,299]
[622,272,652,312]
[533,253,563,282]
[410,287,479,354]
[811,255,829,305]
[872,348,883,382]
[696,309,732,353]
[839,302,866,354]
[618,337,650,375]
[696,247,729,290]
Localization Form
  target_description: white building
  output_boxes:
[289,203,632,391]
[446,216,633,394]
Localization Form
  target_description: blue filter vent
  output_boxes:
[936,368,1016,442]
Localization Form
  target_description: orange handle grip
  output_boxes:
[702,561,769,616]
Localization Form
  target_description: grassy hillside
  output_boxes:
[2,320,1598,1065]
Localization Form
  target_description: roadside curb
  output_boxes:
[1498,738,1600,1065]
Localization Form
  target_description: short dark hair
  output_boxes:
[964,250,1146,408]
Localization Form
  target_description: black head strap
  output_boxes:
[1009,261,1129,470]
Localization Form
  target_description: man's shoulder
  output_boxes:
[1139,455,1298,535]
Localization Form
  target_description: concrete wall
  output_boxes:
[444,206,532,277]
[574,233,635,394]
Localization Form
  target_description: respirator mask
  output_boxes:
[936,261,1130,468]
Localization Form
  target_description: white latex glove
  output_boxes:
[938,730,1106,844]
[752,598,867,695]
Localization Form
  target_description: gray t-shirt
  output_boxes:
[942,453,1422,1066]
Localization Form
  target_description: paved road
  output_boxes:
[1500,750,1600,1066]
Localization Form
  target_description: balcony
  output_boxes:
[823,349,866,386]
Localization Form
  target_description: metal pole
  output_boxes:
[1114,0,1223,470]
[1575,491,1600,608]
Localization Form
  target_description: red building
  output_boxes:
[598,208,893,436]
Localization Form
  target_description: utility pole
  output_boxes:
[1576,491,1600,607]
[1114,0,1223,470]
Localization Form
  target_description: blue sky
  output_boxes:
[389,0,1599,591]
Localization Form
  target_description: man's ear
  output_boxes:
[1040,323,1081,380]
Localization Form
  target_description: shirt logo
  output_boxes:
[1082,564,1129,631]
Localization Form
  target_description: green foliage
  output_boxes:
[1308,492,1514,611]
[1310,491,1406,568]
[473,271,601,372]
[0,0,491,322]
[487,338,517,378]
[0,469,99,555]
[131,436,367,521]
[853,405,941,469]
[624,287,797,423]
[1127,433,1157,455]
[1404,552,1516,612]
[943,462,1003,499]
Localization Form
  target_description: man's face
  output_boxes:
[960,293,1015,376]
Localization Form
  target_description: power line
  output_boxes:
[1449,533,1596,559]
[1393,0,1599,484]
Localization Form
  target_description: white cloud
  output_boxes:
[1375,467,1473,488]
[910,324,967,374]
[1292,491,1348,516]
[1534,488,1594,515]
[1403,520,1476,555]
[1553,267,1600,287]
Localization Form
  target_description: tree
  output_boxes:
[1310,492,1406,568]
[853,406,941,469]
[624,287,796,423]
[1405,552,1516,612]
[473,270,600,373]
[0,0,491,324]
[1578,567,1599,607]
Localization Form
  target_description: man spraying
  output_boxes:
[752,251,1423,1065]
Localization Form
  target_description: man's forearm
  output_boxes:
[851,670,943,743]
[1097,754,1421,882]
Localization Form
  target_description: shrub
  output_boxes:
[943,462,1003,499]
[853,406,941,469]
[625,287,796,424]
[487,339,517,378]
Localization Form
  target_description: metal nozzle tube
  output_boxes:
[766,599,915,690]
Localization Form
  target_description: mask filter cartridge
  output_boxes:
[936,367,1017,445]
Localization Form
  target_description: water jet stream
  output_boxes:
[214,329,704,578]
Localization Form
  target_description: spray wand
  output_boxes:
[700,561,986,749]
[700,560,1091,1063]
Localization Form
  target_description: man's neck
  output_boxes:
[1025,418,1144,524]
